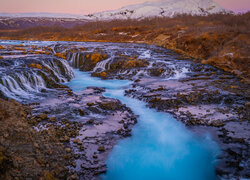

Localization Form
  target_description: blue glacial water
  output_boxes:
[66,69,220,180]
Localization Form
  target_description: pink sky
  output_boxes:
[0,0,249,14]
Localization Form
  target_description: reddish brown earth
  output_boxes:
[0,98,69,179]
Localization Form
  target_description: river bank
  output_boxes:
[0,40,249,179]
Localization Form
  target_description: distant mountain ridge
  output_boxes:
[0,16,88,30]
[0,12,89,19]
[87,0,232,20]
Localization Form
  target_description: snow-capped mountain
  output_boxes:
[87,0,231,20]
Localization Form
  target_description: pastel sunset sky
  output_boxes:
[0,0,249,14]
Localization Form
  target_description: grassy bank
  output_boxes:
[0,13,249,82]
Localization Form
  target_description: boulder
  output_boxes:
[99,101,121,111]
[79,53,108,71]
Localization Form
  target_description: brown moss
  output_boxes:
[45,66,51,71]
[35,51,51,55]
[44,170,55,180]
[0,152,6,164]
[28,63,42,69]
[92,71,107,78]
[54,53,66,59]
[79,47,86,51]
[14,47,26,51]
[0,45,5,49]
[89,53,107,63]
[78,53,108,71]
[123,59,148,68]
[16,44,24,47]
[0,56,3,59]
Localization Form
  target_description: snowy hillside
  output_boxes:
[87,0,231,20]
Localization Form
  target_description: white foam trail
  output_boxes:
[139,50,151,59]
[167,67,189,80]
[93,57,112,72]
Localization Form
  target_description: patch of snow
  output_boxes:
[222,53,234,57]
[131,34,139,38]
[118,32,128,35]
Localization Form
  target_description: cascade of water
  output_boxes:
[93,57,112,72]
[69,52,80,68]
[0,72,46,100]
[42,59,74,82]
[166,67,189,80]
[0,57,74,100]
[139,50,151,59]
[61,59,75,79]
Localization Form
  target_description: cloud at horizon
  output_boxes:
[0,0,249,15]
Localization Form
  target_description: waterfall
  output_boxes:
[0,57,74,100]
[0,72,46,100]
[43,58,74,82]
[69,52,81,68]
[93,57,112,72]
[69,52,113,72]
